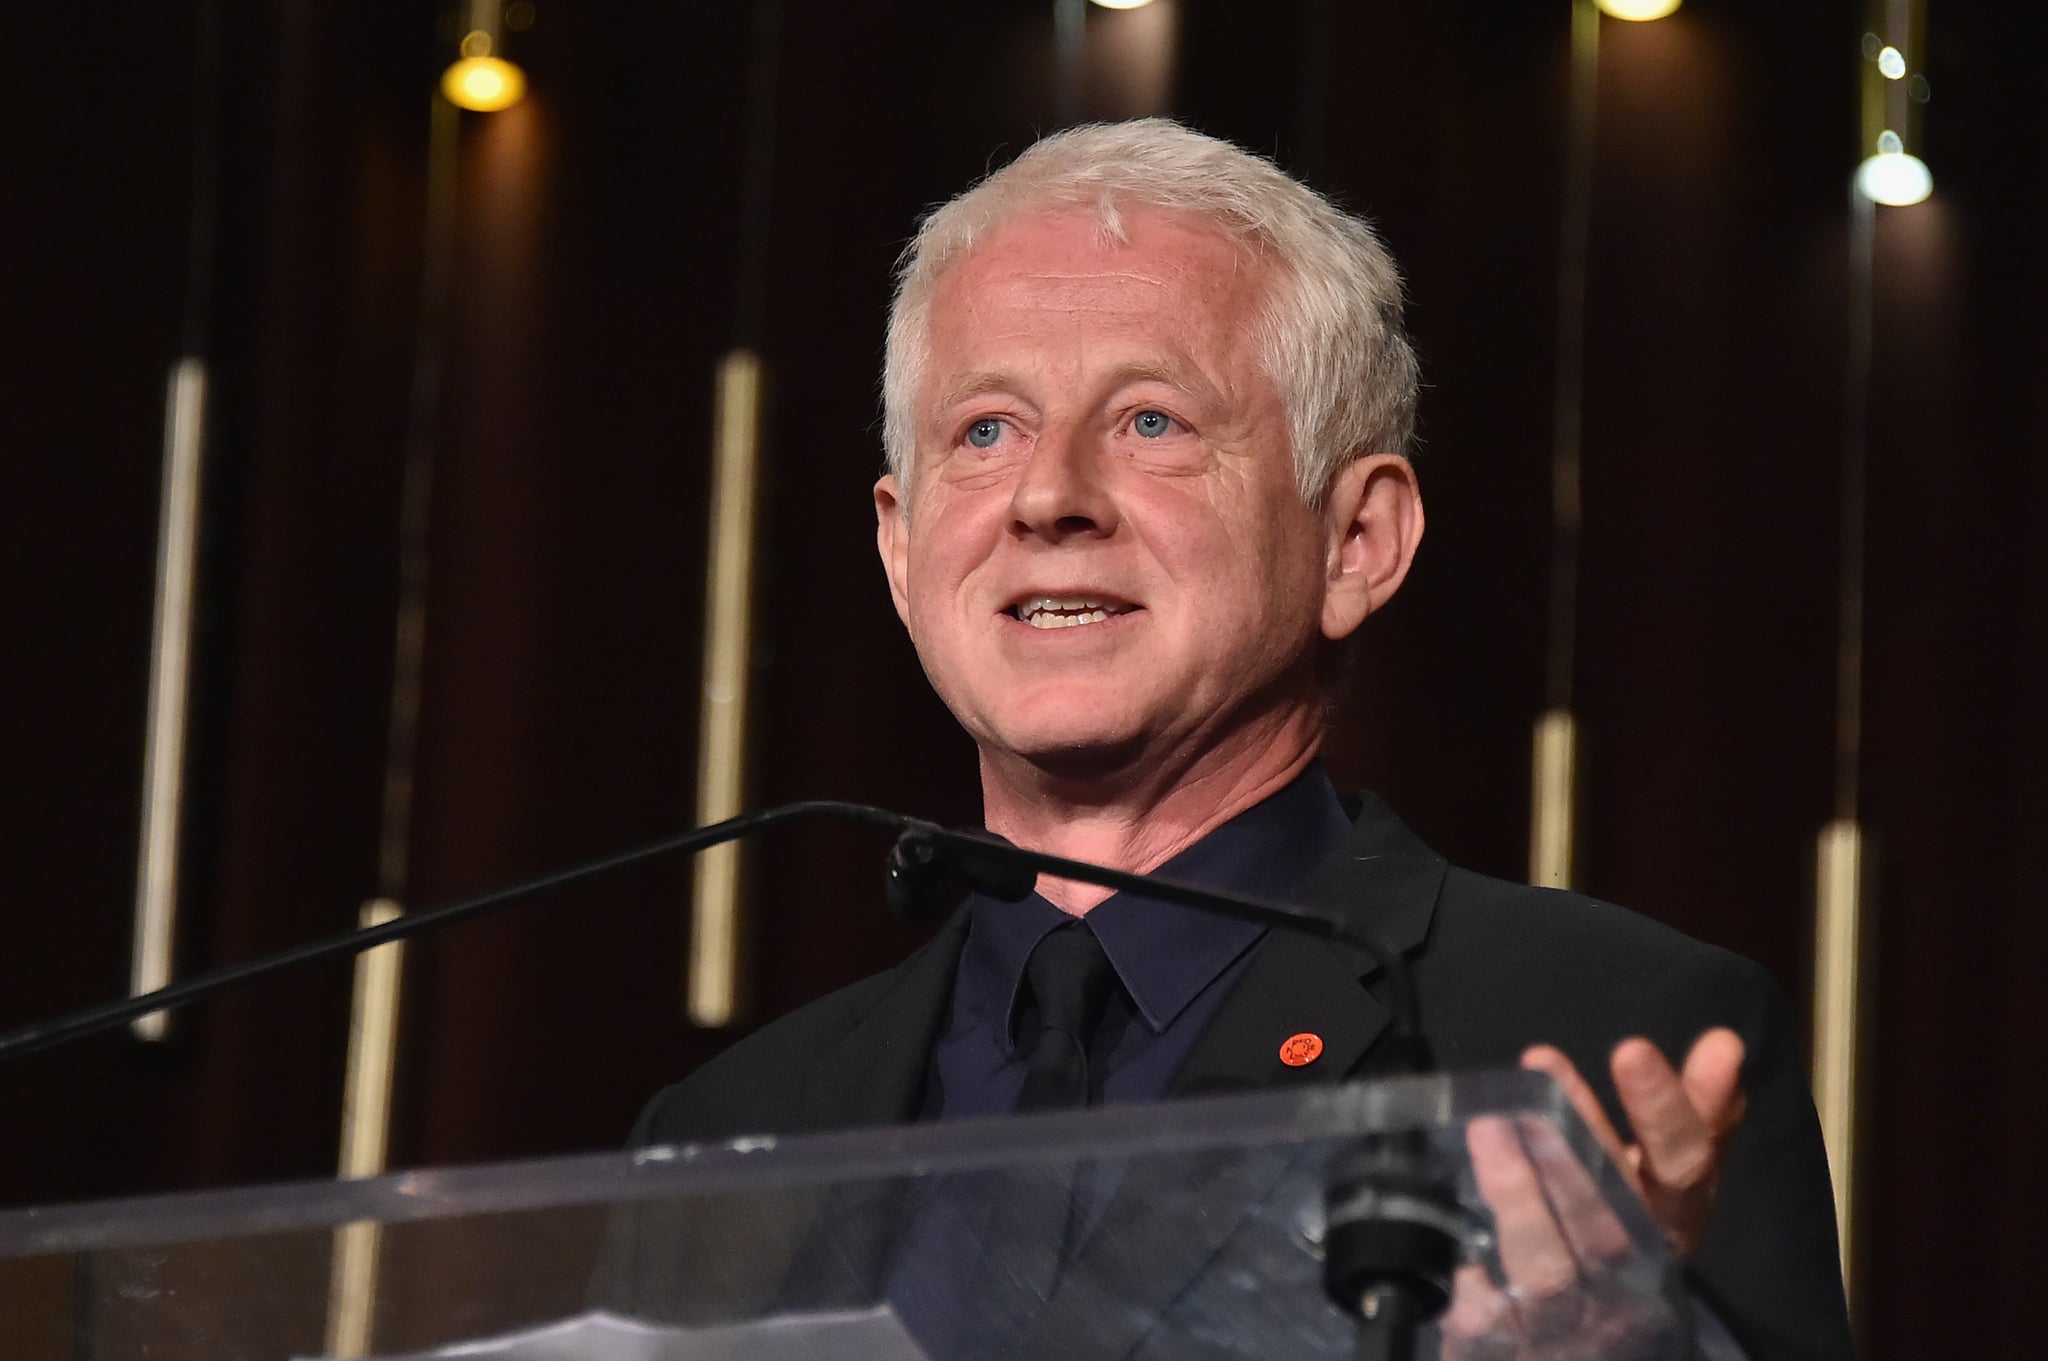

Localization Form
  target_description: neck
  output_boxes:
[977,705,1325,915]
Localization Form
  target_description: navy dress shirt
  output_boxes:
[922,766,1354,1118]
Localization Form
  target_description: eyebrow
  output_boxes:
[934,371,1017,410]
[1101,360,1224,409]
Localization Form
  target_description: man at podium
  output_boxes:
[635,120,1851,1361]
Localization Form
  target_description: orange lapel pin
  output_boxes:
[1278,1032,1324,1067]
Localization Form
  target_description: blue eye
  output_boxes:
[1132,410,1173,438]
[966,418,1003,449]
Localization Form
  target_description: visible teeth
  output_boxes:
[1014,595,1131,629]
[1023,596,1104,615]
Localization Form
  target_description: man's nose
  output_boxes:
[1007,425,1119,541]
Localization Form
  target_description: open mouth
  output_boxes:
[1004,595,1142,630]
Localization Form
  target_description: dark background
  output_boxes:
[3,1,2041,1356]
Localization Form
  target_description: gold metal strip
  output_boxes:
[324,898,408,1358]
[1530,5,1597,894]
[1811,820,1866,1304]
[1529,709,1579,890]
[131,358,208,1041]
[688,351,765,1028]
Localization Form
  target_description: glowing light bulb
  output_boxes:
[1595,0,1682,19]
[442,54,527,112]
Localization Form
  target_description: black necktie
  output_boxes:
[1016,921,1116,1112]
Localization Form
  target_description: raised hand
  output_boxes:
[1522,1029,1746,1257]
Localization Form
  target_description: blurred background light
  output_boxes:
[1877,45,1906,79]
[1594,0,1682,20]
[442,36,526,113]
[1089,0,1157,10]
[1856,148,1933,206]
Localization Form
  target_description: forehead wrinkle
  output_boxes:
[920,210,1275,429]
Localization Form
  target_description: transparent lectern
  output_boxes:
[0,1071,1729,1360]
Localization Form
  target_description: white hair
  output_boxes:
[882,118,1419,506]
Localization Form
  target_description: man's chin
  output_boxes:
[980,723,1156,787]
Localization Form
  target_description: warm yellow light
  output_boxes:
[441,55,526,112]
[1089,0,1156,9]
[1876,45,1907,79]
[1595,0,1682,19]
[1856,151,1933,207]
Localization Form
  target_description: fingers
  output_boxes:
[1468,1116,1577,1301]
[1459,1116,1637,1356]
[1610,1030,1746,1257]
[1679,1027,1747,1137]
[1514,1117,1630,1266]
[1525,1030,1751,1259]
[1439,1263,1518,1361]
[1611,1039,1711,1183]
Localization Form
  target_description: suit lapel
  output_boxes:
[772,912,978,1314]
[1167,929,1391,1095]
[800,908,973,1129]
[1171,790,1447,1095]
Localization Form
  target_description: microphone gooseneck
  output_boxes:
[0,800,904,1063]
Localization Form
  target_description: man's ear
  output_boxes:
[874,474,913,627]
[1320,453,1424,642]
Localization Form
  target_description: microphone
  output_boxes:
[883,825,1037,920]
[0,798,1461,1361]
[0,803,1430,1076]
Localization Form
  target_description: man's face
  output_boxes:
[875,207,1341,781]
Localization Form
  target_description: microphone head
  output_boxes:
[883,827,1039,923]
[884,833,959,925]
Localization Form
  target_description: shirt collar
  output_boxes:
[959,765,1354,1051]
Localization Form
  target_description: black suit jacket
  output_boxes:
[636,793,1852,1361]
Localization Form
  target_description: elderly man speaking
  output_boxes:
[638,120,1851,1361]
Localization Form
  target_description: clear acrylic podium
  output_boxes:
[0,1071,1717,1360]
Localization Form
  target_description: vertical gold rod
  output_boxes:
[688,351,764,1028]
[1532,1,1598,889]
[324,899,408,1359]
[130,359,208,1041]
[1810,28,1889,1308]
[1811,821,1865,1310]
[1530,710,1579,890]
[321,88,461,1352]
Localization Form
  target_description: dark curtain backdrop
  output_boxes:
[3,2,2041,1357]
